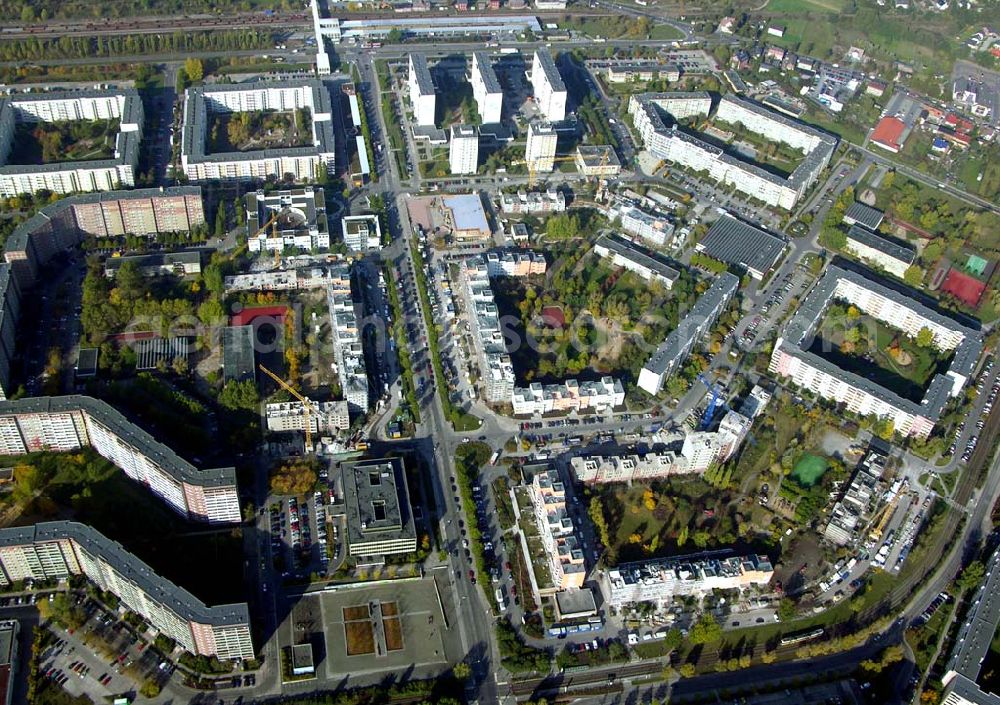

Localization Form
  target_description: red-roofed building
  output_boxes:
[230,305,288,327]
[871,116,907,153]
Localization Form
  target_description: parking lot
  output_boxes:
[268,481,346,582]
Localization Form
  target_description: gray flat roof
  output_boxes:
[948,546,1000,682]
[844,202,885,230]
[700,215,787,276]
[409,54,435,96]
[473,52,502,95]
[576,145,621,168]
[105,251,203,271]
[341,458,416,547]
[534,49,566,93]
[3,521,250,627]
[595,234,679,283]
[222,325,256,383]
[846,224,915,267]
[555,587,598,616]
[0,395,236,488]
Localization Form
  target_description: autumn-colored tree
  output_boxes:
[269,459,318,496]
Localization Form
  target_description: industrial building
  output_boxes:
[449,124,479,175]
[531,49,568,123]
[769,264,983,439]
[180,81,335,182]
[341,214,382,252]
[0,396,241,524]
[593,234,680,288]
[471,52,504,124]
[697,214,787,281]
[525,122,558,173]
[0,89,143,196]
[629,92,837,209]
[442,194,492,240]
[245,187,329,253]
[637,272,740,396]
[0,522,253,660]
[512,377,625,416]
[340,458,417,557]
[408,54,437,127]
[602,553,774,609]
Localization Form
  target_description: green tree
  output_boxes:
[915,326,934,348]
[453,661,472,680]
[184,57,204,82]
[688,614,722,645]
[958,561,986,592]
[214,204,226,239]
[777,597,796,621]
[386,28,404,43]
[904,264,924,287]
[679,663,696,678]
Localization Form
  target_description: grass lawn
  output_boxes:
[791,453,829,487]
[763,0,848,11]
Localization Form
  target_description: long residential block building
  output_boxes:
[0,522,253,660]
[528,465,585,591]
[464,256,517,403]
[498,188,566,214]
[265,399,351,435]
[629,92,837,209]
[0,396,241,524]
[638,272,739,396]
[593,234,680,288]
[844,224,916,279]
[769,264,982,439]
[531,49,567,123]
[471,52,503,124]
[512,377,625,416]
[0,89,143,196]
[602,552,775,608]
[181,81,335,182]
[326,265,370,414]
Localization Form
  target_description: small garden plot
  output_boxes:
[383,617,404,651]
[342,604,370,621]
[344,620,376,656]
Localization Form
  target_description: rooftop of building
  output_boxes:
[222,325,256,381]
[844,201,885,230]
[0,521,250,627]
[443,193,490,233]
[576,145,621,168]
[533,48,566,92]
[451,124,477,139]
[700,215,787,275]
[105,251,203,271]
[341,458,416,547]
[409,53,436,96]
[472,52,502,94]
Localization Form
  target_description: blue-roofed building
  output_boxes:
[443,193,491,241]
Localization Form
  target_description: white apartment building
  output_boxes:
[498,189,566,214]
[0,90,143,197]
[0,397,240,524]
[769,265,982,440]
[0,522,254,661]
[628,92,836,210]
[180,81,335,183]
[512,377,625,416]
[529,466,586,591]
[844,224,916,280]
[531,49,567,123]
[265,399,351,435]
[327,277,370,414]
[341,214,382,251]
[408,54,437,127]
[525,122,558,173]
[484,250,547,277]
[245,187,329,253]
[614,203,674,247]
[471,52,503,124]
[449,124,479,175]
[593,234,679,288]
[603,553,775,609]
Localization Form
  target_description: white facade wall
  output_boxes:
[471,53,503,124]
[531,51,567,122]
[525,123,557,173]
[449,126,479,175]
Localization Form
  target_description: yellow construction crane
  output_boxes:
[513,154,579,187]
[258,363,315,452]
[868,493,900,541]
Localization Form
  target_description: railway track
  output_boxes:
[0,13,308,39]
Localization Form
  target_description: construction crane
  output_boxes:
[512,154,579,187]
[258,363,316,452]
[868,492,900,541]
